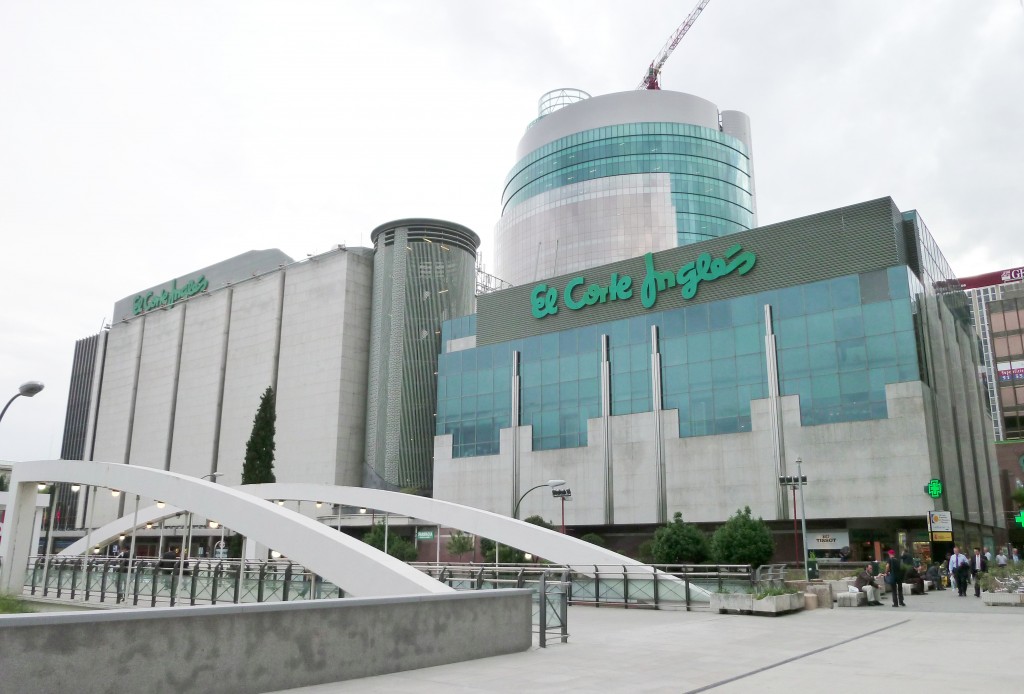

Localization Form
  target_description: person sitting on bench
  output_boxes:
[854,564,882,605]
[905,563,926,595]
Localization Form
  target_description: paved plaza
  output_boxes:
[280,589,1022,693]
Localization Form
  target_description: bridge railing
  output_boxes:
[410,562,755,610]
[24,555,344,607]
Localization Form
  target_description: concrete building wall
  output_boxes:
[128,307,184,472]
[276,250,373,486]
[169,291,232,479]
[89,319,143,521]
[434,381,937,527]
[216,278,284,486]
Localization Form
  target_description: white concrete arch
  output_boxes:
[61,482,670,576]
[0,461,450,597]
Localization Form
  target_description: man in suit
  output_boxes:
[949,547,970,596]
[886,549,906,607]
[972,546,988,598]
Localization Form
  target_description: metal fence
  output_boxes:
[411,562,759,611]
[25,556,343,607]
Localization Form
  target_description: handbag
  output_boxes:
[884,572,894,585]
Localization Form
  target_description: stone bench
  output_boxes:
[837,591,867,607]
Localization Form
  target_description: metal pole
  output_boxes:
[41,487,57,594]
[383,512,389,556]
[126,495,140,597]
[177,512,192,602]
[561,497,566,534]
[83,485,96,588]
[792,485,799,565]
[797,458,809,582]
[436,525,441,564]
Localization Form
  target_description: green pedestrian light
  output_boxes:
[924,479,943,499]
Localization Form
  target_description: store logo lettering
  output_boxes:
[132,275,209,315]
[530,245,756,319]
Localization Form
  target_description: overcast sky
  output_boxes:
[1,1,1022,463]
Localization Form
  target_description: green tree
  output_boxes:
[481,515,554,563]
[710,506,775,568]
[446,530,474,561]
[650,512,709,564]
[579,533,606,547]
[362,522,418,561]
[242,386,277,485]
[1012,487,1024,507]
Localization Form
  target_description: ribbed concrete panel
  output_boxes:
[480,197,905,346]
[216,279,284,486]
[276,250,373,487]
[169,291,232,479]
[89,319,144,522]
[60,334,100,461]
[128,306,185,471]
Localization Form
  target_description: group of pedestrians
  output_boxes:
[947,545,995,597]
[853,549,912,607]
[853,544,1015,607]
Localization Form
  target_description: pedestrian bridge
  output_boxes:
[1,460,685,598]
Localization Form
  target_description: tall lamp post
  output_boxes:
[176,471,222,602]
[512,479,566,519]
[779,459,809,581]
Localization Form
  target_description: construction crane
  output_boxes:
[636,0,712,90]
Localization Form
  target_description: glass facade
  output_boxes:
[501,122,755,246]
[437,266,921,459]
[365,221,479,491]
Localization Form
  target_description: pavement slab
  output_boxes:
[277,588,1022,693]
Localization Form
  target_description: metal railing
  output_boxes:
[411,562,756,611]
[25,556,343,607]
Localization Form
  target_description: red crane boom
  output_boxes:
[637,0,712,90]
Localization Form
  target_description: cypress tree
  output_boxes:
[242,386,277,485]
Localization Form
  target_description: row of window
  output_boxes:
[508,121,750,184]
[503,153,754,215]
[437,268,921,457]
[504,135,752,205]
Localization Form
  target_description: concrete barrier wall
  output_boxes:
[0,590,533,693]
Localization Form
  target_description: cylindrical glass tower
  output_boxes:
[364,219,480,492]
[496,89,756,287]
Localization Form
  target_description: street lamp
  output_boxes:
[512,479,566,519]
[779,458,810,582]
[0,381,45,426]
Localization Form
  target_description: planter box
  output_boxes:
[710,592,804,615]
[981,591,1024,607]
[751,592,804,615]
[710,593,753,613]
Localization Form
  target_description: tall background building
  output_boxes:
[495,89,757,286]
[363,219,480,492]
[961,266,1024,441]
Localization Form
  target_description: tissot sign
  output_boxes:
[530,245,756,319]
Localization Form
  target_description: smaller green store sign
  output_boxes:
[530,245,756,319]
[132,275,209,315]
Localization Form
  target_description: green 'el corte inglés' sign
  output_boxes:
[132,275,209,315]
[530,245,756,319]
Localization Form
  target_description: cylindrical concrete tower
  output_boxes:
[496,89,757,286]
[364,219,480,492]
